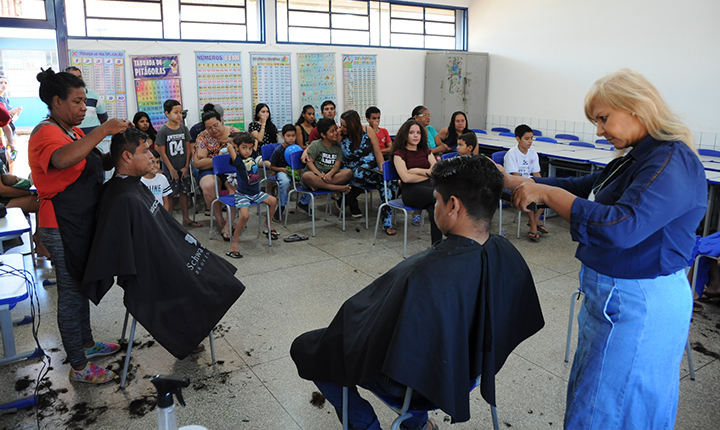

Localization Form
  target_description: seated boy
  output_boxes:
[269,124,297,221]
[503,124,547,240]
[365,106,392,157]
[300,118,352,194]
[226,132,279,259]
[141,148,172,212]
[456,132,478,156]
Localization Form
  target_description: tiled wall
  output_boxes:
[378,114,410,136]
[486,114,720,150]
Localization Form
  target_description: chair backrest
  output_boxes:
[569,141,595,148]
[382,160,400,182]
[699,149,720,158]
[261,142,280,162]
[498,132,515,138]
[555,133,579,141]
[536,136,558,143]
[595,139,610,144]
[212,153,236,176]
[441,152,458,160]
[472,129,487,134]
[532,129,542,136]
[491,150,507,166]
[491,127,510,133]
[286,147,306,171]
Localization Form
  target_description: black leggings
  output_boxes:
[401,180,441,244]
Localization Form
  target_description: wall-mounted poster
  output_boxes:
[132,55,182,130]
[342,54,377,118]
[250,53,292,128]
[195,52,244,130]
[298,53,336,118]
[69,50,127,120]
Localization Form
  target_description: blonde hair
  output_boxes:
[584,68,696,154]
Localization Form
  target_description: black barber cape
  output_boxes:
[291,234,544,422]
[82,175,245,359]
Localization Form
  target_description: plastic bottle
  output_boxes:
[150,375,209,430]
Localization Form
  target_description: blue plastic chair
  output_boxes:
[341,376,499,430]
[441,152,458,160]
[372,160,424,258]
[210,154,272,246]
[498,132,515,138]
[536,136,558,143]
[532,129,542,136]
[569,141,595,148]
[595,139,610,144]
[699,149,720,158]
[472,129,487,134]
[283,150,345,237]
[260,143,281,218]
[491,151,521,239]
[555,133,579,141]
[491,127,510,133]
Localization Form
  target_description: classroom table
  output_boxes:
[0,252,41,366]
[0,208,31,254]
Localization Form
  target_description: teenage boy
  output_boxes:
[269,124,297,221]
[156,99,201,227]
[456,132,477,156]
[365,106,392,156]
[307,100,336,142]
[503,124,546,240]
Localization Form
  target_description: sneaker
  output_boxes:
[297,202,309,213]
[69,362,116,384]
[349,204,362,218]
[84,341,121,358]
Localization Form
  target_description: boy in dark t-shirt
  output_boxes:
[225,132,278,258]
[155,99,200,227]
[269,124,297,220]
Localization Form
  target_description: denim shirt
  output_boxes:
[536,135,707,279]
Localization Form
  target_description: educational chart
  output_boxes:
[69,50,127,120]
[342,55,377,116]
[132,55,182,130]
[298,53,336,117]
[250,53,292,128]
[195,52,244,130]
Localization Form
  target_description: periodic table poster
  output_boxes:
[132,55,182,130]
[298,53,336,118]
[69,50,127,120]
[342,54,377,117]
[250,53,292,128]
[195,52,244,130]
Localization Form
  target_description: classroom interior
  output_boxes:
[1,0,720,429]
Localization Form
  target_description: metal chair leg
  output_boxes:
[120,310,129,343]
[686,338,696,381]
[491,405,499,430]
[403,209,408,258]
[342,386,349,430]
[209,330,216,365]
[120,318,137,389]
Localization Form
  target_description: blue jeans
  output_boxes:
[277,171,290,207]
[565,265,691,430]
[314,378,429,430]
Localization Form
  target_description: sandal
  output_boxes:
[184,220,203,228]
[221,232,231,242]
[192,343,205,353]
[693,301,704,312]
[383,226,397,236]
[537,224,549,234]
[698,291,720,303]
[412,214,422,226]
[225,251,243,259]
[204,209,211,217]
[263,229,280,240]
[528,231,540,241]
[284,233,309,243]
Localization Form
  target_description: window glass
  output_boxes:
[0,0,46,20]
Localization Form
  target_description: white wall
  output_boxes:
[468,0,720,147]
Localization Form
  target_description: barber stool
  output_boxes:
[118,309,216,388]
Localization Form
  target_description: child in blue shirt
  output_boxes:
[269,124,297,221]
[226,132,279,258]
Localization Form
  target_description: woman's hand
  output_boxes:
[259,111,269,125]
[512,182,548,213]
[99,118,130,136]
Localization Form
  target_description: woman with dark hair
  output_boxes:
[28,68,129,384]
[391,119,440,245]
[248,103,278,150]
[435,111,470,153]
[189,103,223,142]
[295,104,316,149]
[338,110,397,234]
[194,109,240,240]
[132,111,156,149]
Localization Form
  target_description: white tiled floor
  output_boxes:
[2,199,719,430]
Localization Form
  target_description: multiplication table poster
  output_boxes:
[342,54,377,117]
[132,55,182,130]
[69,50,127,120]
[250,53,292,128]
[195,52,244,130]
[298,53,336,118]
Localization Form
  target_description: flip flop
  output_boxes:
[225,251,243,259]
[184,221,203,228]
[263,229,280,240]
[283,234,309,243]
[528,231,540,241]
[204,210,211,217]
[384,226,397,236]
[221,232,231,242]
[698,292,720,303]
[537,224,549,234]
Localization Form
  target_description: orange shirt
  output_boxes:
[28,122,87,228]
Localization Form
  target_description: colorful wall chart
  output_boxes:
[132,55,182,130]
[298,53,336,118]
[342,55,377,117]
[195,52,244,130]
[70,50,127,120]
[250,53,292,128]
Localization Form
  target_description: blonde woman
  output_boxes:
[505,69,706,429]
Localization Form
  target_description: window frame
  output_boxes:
[275,0,467,51]
[0,0,58,29]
